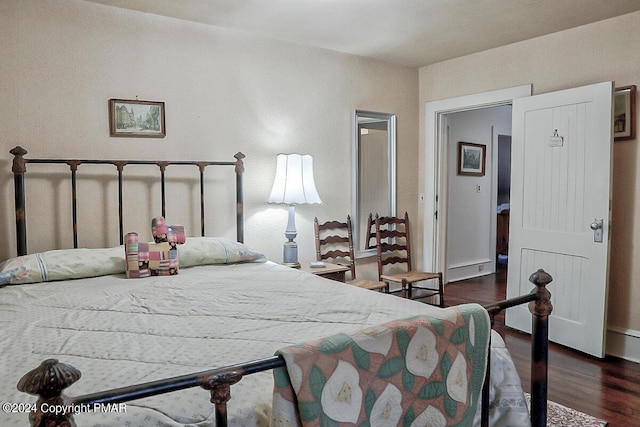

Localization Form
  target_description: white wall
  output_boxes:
[445,106,511,282]
[0,0,419,273]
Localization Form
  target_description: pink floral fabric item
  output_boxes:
[125,233,179,278]
[272,304,490,427]
[151,216,186,245]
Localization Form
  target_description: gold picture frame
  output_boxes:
[109,99,165,138]
[614,85,636,141]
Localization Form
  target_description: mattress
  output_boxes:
[0,257,529,426]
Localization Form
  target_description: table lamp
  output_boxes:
[267,153,322,267]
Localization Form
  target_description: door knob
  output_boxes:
[590,218,603,243]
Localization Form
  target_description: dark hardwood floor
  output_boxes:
[445,265,640,427]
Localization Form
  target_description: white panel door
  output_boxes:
[506,82,613,358]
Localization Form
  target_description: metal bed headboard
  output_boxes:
[10,146,245,256]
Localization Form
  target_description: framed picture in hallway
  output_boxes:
[614,85,636,141]
[458,141,486,176]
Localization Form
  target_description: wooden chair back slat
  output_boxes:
[380,255,409,266]
[321,235,350,245]
[321,249,351,260]
[379,243,406,253]
[318,220,347,230]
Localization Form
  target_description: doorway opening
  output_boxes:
[443,106,512,282]
[423,84,531,282]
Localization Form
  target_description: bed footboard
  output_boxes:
[17,270,552,427]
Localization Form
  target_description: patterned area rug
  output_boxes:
[525,393,608,427]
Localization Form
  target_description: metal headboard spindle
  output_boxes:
[10,146,245,256]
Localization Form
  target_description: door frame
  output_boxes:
[491,126,512,272]
[423,85,532,279]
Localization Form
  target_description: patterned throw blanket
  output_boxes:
[271,304,490,427]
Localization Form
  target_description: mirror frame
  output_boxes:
[352,110,397,258]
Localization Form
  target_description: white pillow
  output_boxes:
[0,246,125,285]
[178,237,267,267]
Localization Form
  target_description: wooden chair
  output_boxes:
[374,212,444,306]
[314,216,388,292]
[364,212,377,250]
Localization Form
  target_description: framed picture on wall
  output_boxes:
[458,141,486,176]
[109,99,166,137]
[614,85,636,141]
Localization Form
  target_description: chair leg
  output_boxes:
[404,279,411,299]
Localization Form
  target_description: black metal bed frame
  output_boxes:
[10,145,245,256]
[9,146,551,427]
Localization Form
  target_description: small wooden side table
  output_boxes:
[300,262,350,282]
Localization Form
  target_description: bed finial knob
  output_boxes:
[17,359,81,427]
[10,145,28,174]
[201,371,242,425]
[234,152,245,174]
[202,371,242,404]
[18,358,81,397]
[528,269,553,317]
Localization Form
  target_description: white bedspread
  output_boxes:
[0,261,528,426]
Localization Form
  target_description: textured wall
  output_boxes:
[0,0,419,277]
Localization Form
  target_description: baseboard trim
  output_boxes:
[606,326,640,363]
[447,258,493,269]
[447,259,493,283]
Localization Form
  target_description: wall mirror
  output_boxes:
[352,110,396,257]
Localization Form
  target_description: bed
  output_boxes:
[1,147,552,427]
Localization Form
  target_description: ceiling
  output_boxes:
[86,0,640,68]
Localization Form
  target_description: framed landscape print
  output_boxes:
[109,99,165,138]
[614,85,635,141]
[458,141,486,176]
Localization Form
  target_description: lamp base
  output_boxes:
[283,241,300,268]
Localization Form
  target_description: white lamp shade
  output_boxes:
[267,154,322,205]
